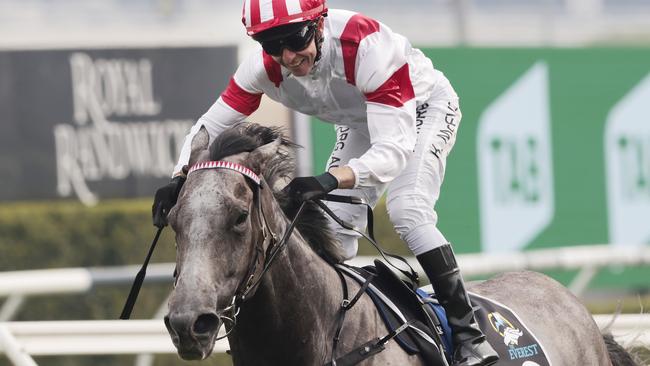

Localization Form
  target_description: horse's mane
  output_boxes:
[209,123,347,264]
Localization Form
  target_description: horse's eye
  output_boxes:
[235,211,249,226]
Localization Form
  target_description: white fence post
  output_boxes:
[0,325,38,366]
[1,295,26,321]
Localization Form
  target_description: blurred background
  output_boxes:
[1,0,650,365]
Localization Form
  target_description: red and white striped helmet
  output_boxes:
[242,0,327,36]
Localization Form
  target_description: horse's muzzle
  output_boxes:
[164,311,223,360]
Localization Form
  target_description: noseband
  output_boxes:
[186,160,306,340]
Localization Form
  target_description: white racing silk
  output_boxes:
[174,9,446,189]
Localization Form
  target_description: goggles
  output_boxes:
[256,21,317,56]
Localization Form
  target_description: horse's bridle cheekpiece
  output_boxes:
[187,160,292,340]
[120,160,268,321]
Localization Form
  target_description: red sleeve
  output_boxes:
[364,64,415,108]
[220,77,263,116]
[340,14,380,86]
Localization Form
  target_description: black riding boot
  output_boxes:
[416,244,499,366]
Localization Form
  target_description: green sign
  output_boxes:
[310,48,650,288]
[310,48,650,253]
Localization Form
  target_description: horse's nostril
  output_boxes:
[164,315,181,346]
[164,315,173,333]
[193,313,220,335]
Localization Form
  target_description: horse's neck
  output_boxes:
[258,232,342,312]
[231,223,343,364]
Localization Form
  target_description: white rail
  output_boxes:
[350,244,650,295]
[594,314,650,347]
[0,316,647,360]
[2,245,650,321]
[0,263,174,297]
[1,245,649,364]
[2,245,649,298]
[349,244,650,277]
[0,320,227,356]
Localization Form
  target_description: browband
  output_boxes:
[188,161,261,185]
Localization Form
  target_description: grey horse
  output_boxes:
[164,123,636,366]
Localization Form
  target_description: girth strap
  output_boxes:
[330,271,376,366]
[324,339,386,366]
[325,321,412,366]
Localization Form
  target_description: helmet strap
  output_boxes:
[314,17,326,64]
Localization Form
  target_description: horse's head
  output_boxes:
[163,124,290,360]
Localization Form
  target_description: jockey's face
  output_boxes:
[270,18,323,77]
[272,38,317,76]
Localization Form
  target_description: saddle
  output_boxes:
[339,260,553,366]
[317,196,549,365]
[338,260,452,366]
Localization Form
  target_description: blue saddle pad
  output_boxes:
[415,288,454,355]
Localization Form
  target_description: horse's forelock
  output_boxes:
[207,122,346,264]
[209,123,290,188]
[208,127,260,161]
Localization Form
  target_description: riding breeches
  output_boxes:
[324,82,461,260]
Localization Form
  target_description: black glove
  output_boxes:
[152,176,186,228]
[283,172,339,203]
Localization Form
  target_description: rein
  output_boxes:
[120,226,164,319]
[218,198,308,337]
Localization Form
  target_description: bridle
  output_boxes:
[119,159,305,325]
[186,160,308,340]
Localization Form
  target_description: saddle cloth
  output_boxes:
[468,292,551,366]
[341,261,552,366]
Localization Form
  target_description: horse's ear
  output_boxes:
[189,126,209,166]
[247,138,281,173]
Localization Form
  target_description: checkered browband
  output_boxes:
[187,161,261,185]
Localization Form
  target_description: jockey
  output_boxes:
[153,1,498,365]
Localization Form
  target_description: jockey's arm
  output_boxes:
[344,101,416,188]
[342,23,417,189]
